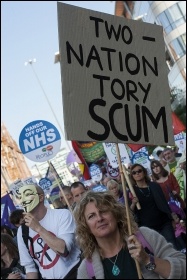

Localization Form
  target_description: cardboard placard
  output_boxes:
[57,2,174,146]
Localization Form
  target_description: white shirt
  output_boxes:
[17,208,81,279]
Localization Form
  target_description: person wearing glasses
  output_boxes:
[150,160,186,211]
[129,164,178,249]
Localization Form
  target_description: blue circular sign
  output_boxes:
[39,178,52,191]
[19,120,61,162]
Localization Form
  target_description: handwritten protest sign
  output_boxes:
[9,176,37,197]
[103,143,130,168]
[174,132,186,153]
[57,3,174,145]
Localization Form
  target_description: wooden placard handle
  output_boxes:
[115,144,142,279]
[122,165,141,210]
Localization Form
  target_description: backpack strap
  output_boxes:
[21,224,36,258]
[86,259,95,279]
[135,230,154,255]
[21,223,29,249]
[21,224,42,279]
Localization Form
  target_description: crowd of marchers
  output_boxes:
[1,147,186,279]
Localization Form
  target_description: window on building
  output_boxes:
[170,71,186,90]
[169,33,186,60]
[165,48,174,69]
[178,1,186,19]
[157,2,186,34]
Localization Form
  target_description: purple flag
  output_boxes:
[1,193,16,229]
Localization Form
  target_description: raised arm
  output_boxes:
[24,212,68,255]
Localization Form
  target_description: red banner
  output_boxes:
[126,144,145,152]
[72,141,91,180]
[172,112,186,135]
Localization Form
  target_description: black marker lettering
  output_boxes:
[89,16,104,37]
[66,41,83,66]
[86,45,103,70]
[125,104,141,141]
[93,74,110,98]
[109,103,128,141]
[142,106,168,143]
[142,56,158,76]
[87,99,110,140]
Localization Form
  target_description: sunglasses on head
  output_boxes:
[132,169,143,175]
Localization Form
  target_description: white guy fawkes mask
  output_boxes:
[18,184,40,212]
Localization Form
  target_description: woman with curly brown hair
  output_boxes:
[1,233,25,279]
[74,191,186,279]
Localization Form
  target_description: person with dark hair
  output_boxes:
[8,209,25,245]
[70,181,87,204]
[74,191,186,279]
[16,184,81,279]
[150,160,186,211]
[155,149,167,168]
[9,210,24,228]
[129,164,178,249]
[1,225,14,238]
[156,150,163,158]
[1,233,25,279]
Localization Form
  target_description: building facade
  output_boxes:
[133,1,186,103]
[115,1,134,18]
[1,123,31,196]
[115,1,186,107]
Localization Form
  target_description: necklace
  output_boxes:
[137,186,150,197]
[107,253,120,276]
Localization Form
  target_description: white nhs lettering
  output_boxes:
[23,129,56,152]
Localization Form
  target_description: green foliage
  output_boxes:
[170,86,181,103]
[146,145,157,156]
[170,86,186,127]
[174,104,186,127]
